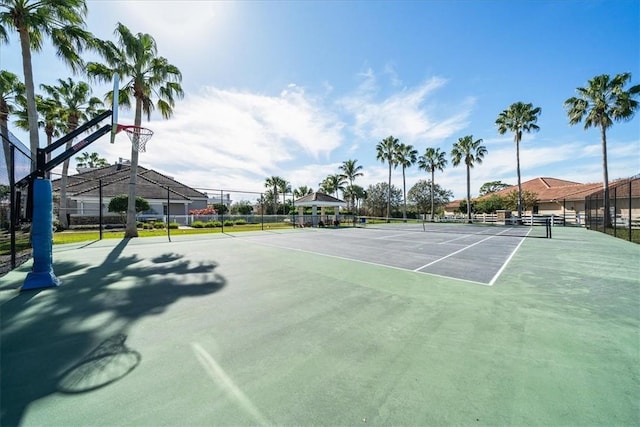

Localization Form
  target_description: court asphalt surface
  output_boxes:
[1,226,638,426]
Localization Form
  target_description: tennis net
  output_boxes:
[353,216,552,238]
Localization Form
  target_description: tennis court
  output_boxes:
[1,226,638,426]
[240,223,539,285]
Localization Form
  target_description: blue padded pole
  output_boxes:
[22,178,60,290]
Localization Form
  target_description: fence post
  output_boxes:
[9,143,16,269]
[167,186,171,242]
[99,179,103,240]
[629,179,633,242]
[613,186,617,237]
[220,189,224,233]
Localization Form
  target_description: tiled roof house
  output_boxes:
[53,164,208,225]
[444,177,639,224]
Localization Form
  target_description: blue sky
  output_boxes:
[2,0,639,201]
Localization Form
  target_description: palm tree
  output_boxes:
[0,0,92,171]
[15,94,64,178]
[394,143,417,221]
[76,152,109,169]
[451,135,487,223]
[339,159,363,210]
[277,178,291,214]
[40,78,103,228]
[496,102,542,221]
[418,147,448,222]
[293,185,313,198]
[0,70,25,177]
[323,173,347,200]
[376,135,399,220]
[564,73,640,227]
[264,176,284,215]
[87,23,184,238]
[344,184,366,214]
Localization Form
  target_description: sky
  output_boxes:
[2,0,639,203]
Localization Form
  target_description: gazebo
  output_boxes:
[294,192,347,227]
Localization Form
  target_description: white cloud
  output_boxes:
[338,73,473,144]
[100,84,344,192]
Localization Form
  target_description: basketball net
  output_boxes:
[118,125,154,152]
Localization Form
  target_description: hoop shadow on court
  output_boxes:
[0,238,227,427]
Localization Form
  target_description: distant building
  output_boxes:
[444,177,640,225]
[52,164,208,226]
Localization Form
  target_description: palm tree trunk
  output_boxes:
[466,164,471,223]
[59,140,72,229]
[273,187,278,215]
[516,136,523,224]
[387,161,391,221]
[601,124,611,228]
[125,100,143,238]
[18,27,39,172]
[430,169,435,222]
[402,167,407,221]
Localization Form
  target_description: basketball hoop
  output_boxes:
[117,125,153,152]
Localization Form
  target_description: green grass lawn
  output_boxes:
[52,222,294,245]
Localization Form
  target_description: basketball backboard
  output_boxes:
[110,73,119,144]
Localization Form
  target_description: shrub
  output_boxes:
[169,222,180,229]
[153,222,165,229]
[223,220,234,226]
[137,221,144,228]
[205,220,222,228]
[189,207,217,215]
[234,219,246,225]
[192,221,206,228]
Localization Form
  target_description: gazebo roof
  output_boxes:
[295,192,346,207]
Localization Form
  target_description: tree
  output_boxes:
[230,200,253,215]
[277,178,291,214]
[474,194,507,214]
[451,135,487,222]
[376,135,399,220]
[87,23,184,238]
[0,0,92,171]
[496,102,542,221]
[504,190,538,213]
[564,73,640,227]
[479,180,511,196]
[407,179,453,218]
[264,176,284,215]
[40,78,102,228]
[76,151,109,169]
[15,93,65,177]
[108,194,150,224]
[322,173,346,200]
[293,185,313,198]
[339,159,363,210]
[363,182,402,217]
[0,70,24,177]
[343,184,365,214]
[394,143,417,221]
[418,147,448,222]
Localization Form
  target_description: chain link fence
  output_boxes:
[585,176,639,244]
[1,130,33,275]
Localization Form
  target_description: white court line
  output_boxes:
[374,231,416,240]
[413,228,515,271]
[438,227,514,244]
[243,237,490,286]
[488,228,531,286]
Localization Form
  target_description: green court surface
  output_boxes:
[1,227,638,426]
